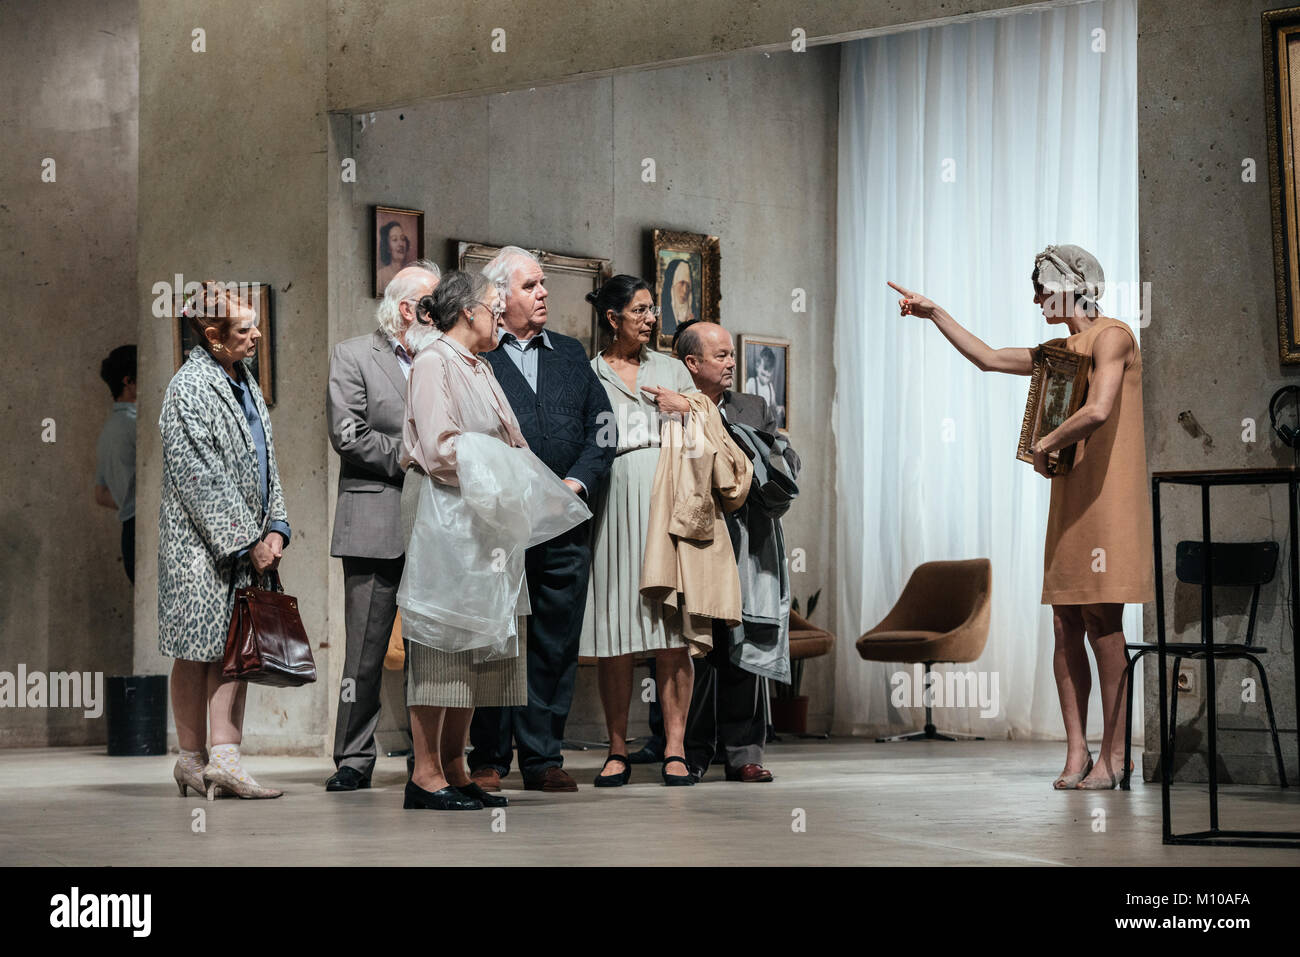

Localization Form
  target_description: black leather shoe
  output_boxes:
[455,782,508,807]
[326,767,371,792]
[688,765,706,784]
[403,780,483,810]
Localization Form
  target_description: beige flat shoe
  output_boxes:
[1076,758,1132,790]
[1053,753,1093,790]
[202,764,284,800]
[173,760,207,797]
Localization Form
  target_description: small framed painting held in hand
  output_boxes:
[1017,343,1090,476]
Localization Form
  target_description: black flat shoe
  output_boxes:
[403,779,483,810]
[455,782,508,808]
[593,754,632,788]
[325,766,371,791]
[661,755,695,786]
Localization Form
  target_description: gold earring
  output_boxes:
[212,342,224,353]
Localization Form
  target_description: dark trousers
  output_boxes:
[684,620,765,774]
[470,523,591,779]
[121,517,135,584]
[333,555,404,779]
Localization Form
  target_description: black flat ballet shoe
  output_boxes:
[403,779,483,810]
[661,755,695,786]
[594,754,632,788]
[455,782,508,808]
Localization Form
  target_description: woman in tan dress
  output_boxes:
[888,244,1153,790]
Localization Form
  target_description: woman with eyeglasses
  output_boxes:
[580,274,700,786]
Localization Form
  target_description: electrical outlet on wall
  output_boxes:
[1176,663,1198,697]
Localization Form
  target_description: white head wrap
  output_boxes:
[1033,244,1105,307]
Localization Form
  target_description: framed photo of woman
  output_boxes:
[374,206,425,298]
[652,229,720,351]
[738,334,790,433]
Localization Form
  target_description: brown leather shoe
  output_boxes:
[725,763,773,783]
[523,766,579,792]
[469,768,503,793]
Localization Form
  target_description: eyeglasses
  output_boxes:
[628,305,661,318]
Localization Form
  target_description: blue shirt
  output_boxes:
[221,365,291,548]
[498,329,553,392]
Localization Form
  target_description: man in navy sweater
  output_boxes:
[469,246,615,792]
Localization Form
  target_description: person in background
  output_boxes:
[468,247,615,794]
[678,321,801,783]
[581,275,698,787]
[159,281,291,800]
[324,261,440,792]
[95,345,137,583]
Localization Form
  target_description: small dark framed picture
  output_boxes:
[1017,343,1090,475]
[738,335,790,433]
[374,206,425,298]
[652,228,720,351]
[172,282,275,406]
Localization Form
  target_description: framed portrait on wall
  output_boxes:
[374,206,425,298]
[738,334,790,433]
[1264,6,1300,363]
[456,241,611,357]
[1016,343,1090,475]
[172,281,275,406]
[652,229,720,351]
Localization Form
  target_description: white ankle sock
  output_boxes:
[178,749,205,774]
[209,744,259,785]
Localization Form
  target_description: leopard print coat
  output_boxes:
[157,347,288,661]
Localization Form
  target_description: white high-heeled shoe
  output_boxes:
[202,755,283,800]
[173,760,207,797]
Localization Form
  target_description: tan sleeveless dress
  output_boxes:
[1041,317,1154,606]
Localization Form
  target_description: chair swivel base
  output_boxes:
[876,723,984,743]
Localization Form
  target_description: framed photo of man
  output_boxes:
[172,281,276,406]
[652,229,720,351]
[738,335,790,433]
[374,206,425,298]
[456,241,611,357]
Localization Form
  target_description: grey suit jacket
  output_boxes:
[719,390,802,474]
[328,330,408,559]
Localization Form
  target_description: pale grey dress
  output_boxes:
[580,348,697,658]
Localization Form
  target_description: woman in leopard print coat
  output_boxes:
[158,282,291,799]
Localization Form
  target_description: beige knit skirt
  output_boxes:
[403,626,528,709]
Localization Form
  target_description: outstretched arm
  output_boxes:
[887,281,1034,375]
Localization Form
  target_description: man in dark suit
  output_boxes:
[675,321,801,783]
[324,261,440,791]
[469,246,615,793]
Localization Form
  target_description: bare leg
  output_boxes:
[170,659,209,753]
[1052,604,1092,785]
[207,663,247,747]
[409,705,449,792]
[441,707,475,787]
[1079,603,1130,787]
[595,655,635,778]
[655,647,694,778]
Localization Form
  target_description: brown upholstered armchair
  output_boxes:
[856,558,992,742]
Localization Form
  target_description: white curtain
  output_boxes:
[832,0,1140,739]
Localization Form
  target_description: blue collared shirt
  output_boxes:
[95,401,136,522]
[221,365,291,548]
[498,329,553,392]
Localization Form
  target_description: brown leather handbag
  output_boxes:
[223,571,318,687]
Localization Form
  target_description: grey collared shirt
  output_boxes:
[95,402,136,522]
[498,329,553,392]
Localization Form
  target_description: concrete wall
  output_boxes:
[0,0,138,746]
[134,0,332,753]
[1139,0,1299,783]
[336,47,841,740]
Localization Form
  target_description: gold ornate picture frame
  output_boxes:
[652,229,721,351]
[1017,343,1090,475]
[1264,6,1300,363]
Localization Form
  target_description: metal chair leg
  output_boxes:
[1169,655,1183,759]
[1121,650,1147,790]
[1244,653,1289,788]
